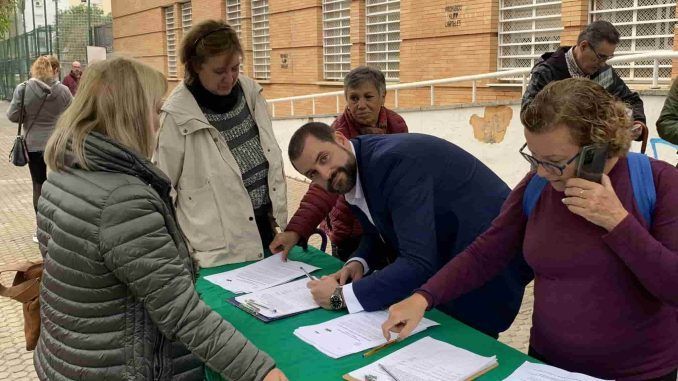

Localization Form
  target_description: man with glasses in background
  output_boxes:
[521,21,647,149]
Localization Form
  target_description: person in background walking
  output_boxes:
[62,60,81,95]
[7,55,72,243]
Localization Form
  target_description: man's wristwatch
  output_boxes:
[329,286,345,310]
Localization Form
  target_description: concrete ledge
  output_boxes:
[638,89,670,96]
[271,99,522,121]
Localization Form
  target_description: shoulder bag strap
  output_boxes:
[522,174,549,217]
[16,82,27,136]
[23,90,49,136]
[626,153,656,227]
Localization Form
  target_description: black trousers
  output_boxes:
[27,151,47,215]
[528,346,677,381]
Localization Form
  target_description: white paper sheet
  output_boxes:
[347,337,497,381]
[204,253,320,294]
[234,278,319,318]
[294,311,439,359]
[503,362,610,381]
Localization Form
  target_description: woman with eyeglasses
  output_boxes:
[154,20,287,269]
[382,78,677,381]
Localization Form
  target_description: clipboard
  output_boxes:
[226,297,318,323]
[342,362,498,381]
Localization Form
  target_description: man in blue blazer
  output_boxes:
[288,122,531,337]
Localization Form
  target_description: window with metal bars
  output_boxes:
[365,0,400,81]
[251,0,271,80]
[226,0,242,38]
[226,0,244,73]
[164,7,178,78]
[323,0,351,81]
[590,0,676,81]
[181,2,193,34]
[498,0,563,72]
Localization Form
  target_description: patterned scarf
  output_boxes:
[343,106,390,135]
[565,47,588,78]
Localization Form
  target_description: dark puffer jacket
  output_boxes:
[34,132,275,380]
[285,107,408,245]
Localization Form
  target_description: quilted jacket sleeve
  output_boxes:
[285,184,339,239]
[99,184,275,381]
[328,196,362,244]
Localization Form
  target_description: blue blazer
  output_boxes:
[349,133,532,335]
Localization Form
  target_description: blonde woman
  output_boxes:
[36,57,287,381]
[7,55,71,242]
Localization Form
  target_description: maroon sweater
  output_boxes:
[418,158,678,380]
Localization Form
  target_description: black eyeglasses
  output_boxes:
[519,143,580,176]
[193,27,233,48]
[588,43,614,62]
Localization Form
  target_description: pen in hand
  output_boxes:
[301,266,317,281]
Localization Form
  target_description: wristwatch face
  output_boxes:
[329,289,343,310]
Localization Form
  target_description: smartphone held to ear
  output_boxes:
[576,144,609,183]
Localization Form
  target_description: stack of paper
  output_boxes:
[294,311,439,359]
[503,361,610,381]
[204,253,320,293]
[345,337,497,381]
[233,278,319,319]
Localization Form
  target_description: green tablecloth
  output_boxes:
[196,246,536,380]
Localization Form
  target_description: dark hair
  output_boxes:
[289,122,337,161]
[344,66,387,97]
[180,19,242,85]
[521,78,632,158]
[577,20,620,47]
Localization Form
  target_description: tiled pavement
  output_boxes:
[0,102,532,380]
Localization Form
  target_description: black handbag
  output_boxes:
[9,83,28,166]
[9,83,48,167]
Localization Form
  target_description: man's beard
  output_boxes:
[327,158,357,195]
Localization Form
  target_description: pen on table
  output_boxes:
[300,266,317,281]
[245,299,277,313]
[378,364,401,381]
[362,339,397,358]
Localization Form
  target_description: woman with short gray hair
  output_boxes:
[270,65,408,261]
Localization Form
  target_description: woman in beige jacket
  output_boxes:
[154,20,287,268]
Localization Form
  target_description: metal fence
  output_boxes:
[0,1,112,100]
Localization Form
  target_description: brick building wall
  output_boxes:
[113,0,678,116]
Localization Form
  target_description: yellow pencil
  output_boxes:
[362,340,398,358]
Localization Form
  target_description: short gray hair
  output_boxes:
[344,66,386,97]
[577,20,620,47]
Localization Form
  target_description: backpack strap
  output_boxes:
[523,174,549,217]
[626,153,656,227]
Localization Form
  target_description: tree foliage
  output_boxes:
[0,0,19,38]
[56,4,111,63]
